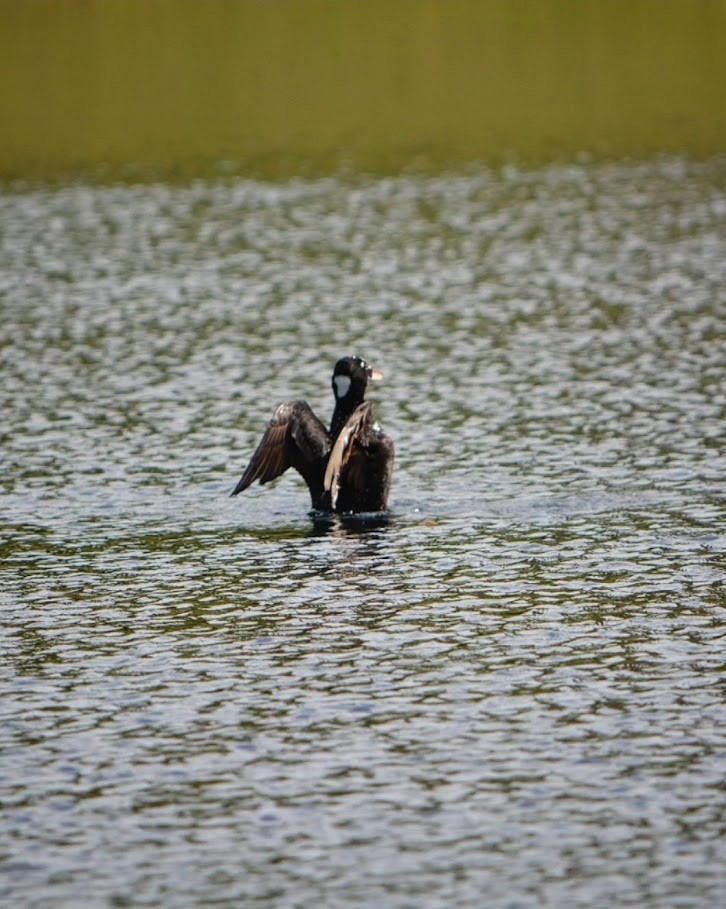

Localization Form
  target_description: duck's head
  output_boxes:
[331,355,383,404]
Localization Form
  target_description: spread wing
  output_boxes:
[323,402,374,511]
[231,400,330,497]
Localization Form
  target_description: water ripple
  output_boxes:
[1,157,725,908]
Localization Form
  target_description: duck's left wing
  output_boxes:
[323,403,375,510]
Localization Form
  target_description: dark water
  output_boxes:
[1,158,725,908]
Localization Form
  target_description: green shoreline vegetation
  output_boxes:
[1,0,725,183]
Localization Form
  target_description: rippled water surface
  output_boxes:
[1,159,725,908]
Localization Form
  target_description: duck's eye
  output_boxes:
[334,375,352,398]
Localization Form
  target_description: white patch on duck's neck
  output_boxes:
[333,375,352,399]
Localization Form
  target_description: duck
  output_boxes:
[231,356,394,513]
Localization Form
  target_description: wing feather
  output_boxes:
[231,401,329,498]
[323,403,372,510]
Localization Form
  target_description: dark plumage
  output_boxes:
[231,356,394,513]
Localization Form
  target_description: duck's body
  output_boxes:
[231,356,394,513]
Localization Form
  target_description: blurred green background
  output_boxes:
[1,0,725,181]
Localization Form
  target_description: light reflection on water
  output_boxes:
[1,158,725,908]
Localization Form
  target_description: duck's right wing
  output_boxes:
[231,400,330,497]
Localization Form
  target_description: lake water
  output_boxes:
[1,157,725,907]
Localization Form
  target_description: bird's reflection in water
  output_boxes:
[299,510,395,576]
[308,510,394,538]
